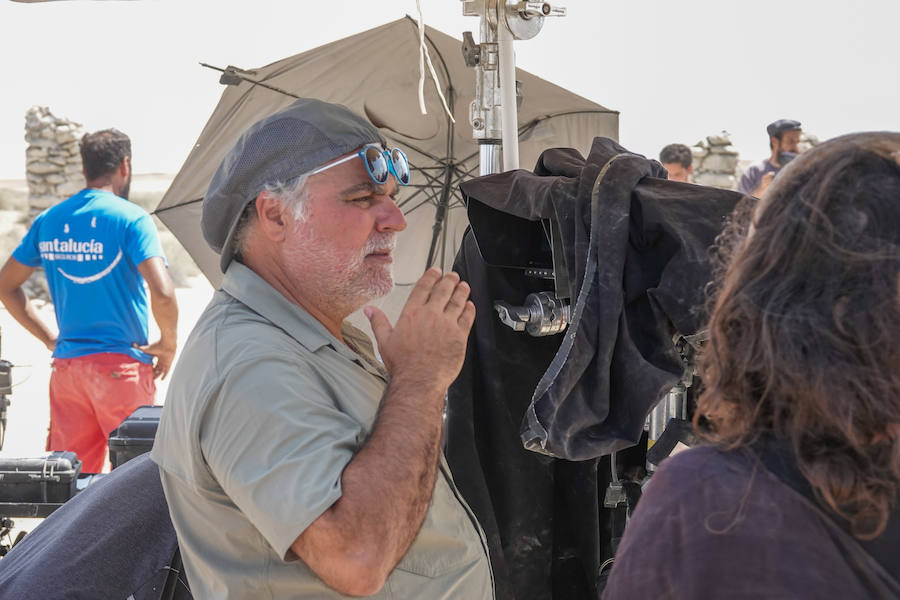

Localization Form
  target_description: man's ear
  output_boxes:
[120,156,131,178]
[254,191,288,242]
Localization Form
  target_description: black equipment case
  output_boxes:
[0,451,81,503]
[107,405,162,469]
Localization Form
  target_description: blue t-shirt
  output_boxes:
[13,188,166,363]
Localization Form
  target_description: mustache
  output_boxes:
[363,233,396,255]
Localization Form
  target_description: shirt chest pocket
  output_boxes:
[394,472,484,578]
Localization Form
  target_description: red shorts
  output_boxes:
[48,353,156,473]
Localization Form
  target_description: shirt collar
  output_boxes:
[221,261,334,353]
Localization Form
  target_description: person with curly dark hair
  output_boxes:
[603,132,900,598]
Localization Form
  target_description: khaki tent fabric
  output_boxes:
[155,17,617,330]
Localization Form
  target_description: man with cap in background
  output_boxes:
[151,98,494,599]
[737,119,802,196]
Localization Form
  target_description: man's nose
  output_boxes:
[376,194,407,232]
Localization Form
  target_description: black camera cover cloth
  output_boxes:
[444,137,743,599]
[0,454,190,599]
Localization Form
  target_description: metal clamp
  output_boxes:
[504,1,566,40]
[494,292,570,336]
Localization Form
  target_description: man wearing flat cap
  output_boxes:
[737,118,802,196]
[151,99,494,599]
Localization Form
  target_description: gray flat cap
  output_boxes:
[766,119,802,137]
[202,98,386,273]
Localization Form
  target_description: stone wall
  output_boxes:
[691,131,740,190]
[689,130,820,191]
[25,106,85,219]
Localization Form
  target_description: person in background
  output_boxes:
[0,129,177,473]
[151,98,493,599]
[737,118,802,196]
[604,132,900,598]
[659,143,694,183]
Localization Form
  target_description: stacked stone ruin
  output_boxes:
[690,131,740,190]
[24,106,85,220]
[21,107,86,301]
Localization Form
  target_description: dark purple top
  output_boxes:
[737,159,780,195]
[602,445,900,599]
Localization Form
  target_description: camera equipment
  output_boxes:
[0,328,13,451]
[465,197,574,337]
[495,291,570,336]
[645,332,705,471]
[0,451,87,556]
[0,362,10,452]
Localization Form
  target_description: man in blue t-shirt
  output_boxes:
[0,129,178,472]
[737,119,802,196]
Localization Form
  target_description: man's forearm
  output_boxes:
[341,374,445,555]
[150,292,178,346]
[0,287,56,350]
[293,375,446,594]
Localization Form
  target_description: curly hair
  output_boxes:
[696,132,900,539]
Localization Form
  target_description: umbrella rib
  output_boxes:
[397,166,445,208]
[413,165,445,187]
[151,197,203,215]
[402,195,441,216]
[199,63,301,100]
[401,139,452,165]
[396,187,434,210]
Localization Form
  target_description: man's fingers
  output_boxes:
[444,281,471,316]
[426,271,460,308]
[406,267,442,306]
[458,301,476,332]
[364,306,392,349]
[156,363,171,381]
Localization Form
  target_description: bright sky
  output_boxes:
[1,0,898,180]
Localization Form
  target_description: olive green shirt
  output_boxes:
[151,262,493,599]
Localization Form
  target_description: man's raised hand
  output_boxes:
[364,267,475,392]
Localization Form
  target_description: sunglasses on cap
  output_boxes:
[310,144,411,186]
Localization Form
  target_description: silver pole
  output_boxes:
[497,18,519,171]
[480,144,501,175]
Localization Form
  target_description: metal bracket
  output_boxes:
[603,482,627,508]
[461,31,481,67]
[494,292,570,336]
[504,1,566,40]
[494,301,529,331]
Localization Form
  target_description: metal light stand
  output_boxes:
[461,1,566,176]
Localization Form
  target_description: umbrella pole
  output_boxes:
[426,87,457,269]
